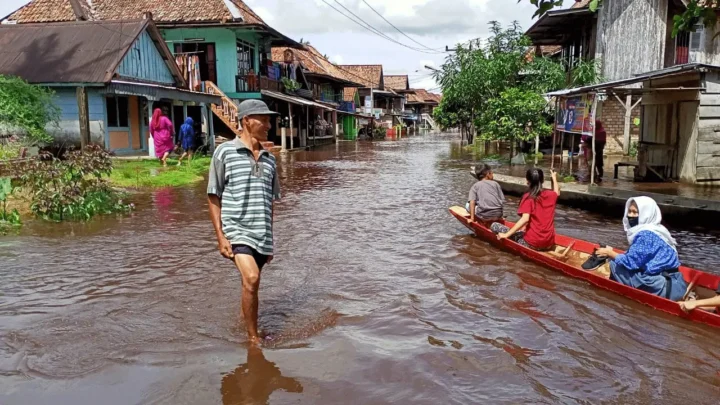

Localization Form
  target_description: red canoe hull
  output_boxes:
[449,207,720,329]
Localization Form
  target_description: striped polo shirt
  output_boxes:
[207,137,281,256]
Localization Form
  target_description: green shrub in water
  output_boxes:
[15,145,133,221]
[0,177,21,233]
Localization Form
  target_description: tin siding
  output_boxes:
[117,30,175,85]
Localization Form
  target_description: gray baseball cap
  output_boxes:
[237,99,279,120]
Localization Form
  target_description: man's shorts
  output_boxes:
[231,245,269,270]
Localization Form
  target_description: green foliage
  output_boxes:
[0,177,21,233]
[281,78,301,92]
[15,145,133,221]
[477,88,553,142]
[0,142,23,161]
[672,0,717,38]
[629,141,639,158]
[110,156,211,189]
[434,21,564,144]
[571,58,604,87]
[372,127,387,140]
[0,75,60,146]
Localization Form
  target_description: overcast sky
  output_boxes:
[1,0,539,92]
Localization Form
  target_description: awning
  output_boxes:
[261,89,338,111]
[546,63,720,97]
[105,80,221,104]
[525,7,595,46]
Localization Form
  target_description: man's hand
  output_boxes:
[218,236,234,259]
[467,216,474,224]
[267,255,274,264]
[497,232,510,241]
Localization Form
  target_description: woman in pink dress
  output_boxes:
[150,108,175,166]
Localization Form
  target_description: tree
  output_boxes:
[0,75,59,145]
[433,21,564,146]
[524,0,713,37]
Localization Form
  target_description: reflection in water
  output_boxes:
[1,134,720,404]
[221,347,303,405]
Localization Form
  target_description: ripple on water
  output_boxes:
[1,134,720,404]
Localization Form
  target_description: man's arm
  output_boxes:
[208,148,232,258]
[208,195,233,259]
[469,200,476,223]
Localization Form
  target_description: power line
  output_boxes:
[360,0,444,52]
[320,0,443,55]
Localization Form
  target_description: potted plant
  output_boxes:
[281,78,300,94]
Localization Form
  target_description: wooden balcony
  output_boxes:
[236,74,283,93]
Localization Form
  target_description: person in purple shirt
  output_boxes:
[596,196,688,300]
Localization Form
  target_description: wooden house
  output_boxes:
[0,18,220,154]
[269,45,363,147]
[339,65,405,128]
[529,0,720,183]
[2,0,301,148]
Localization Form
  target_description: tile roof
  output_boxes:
[0,19,183,85]
[271,45,362,86]
[383,75,409,91]
[338,65,383,89]
[3,0,266,25]
[406,88,441,104]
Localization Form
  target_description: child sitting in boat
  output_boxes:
[466,164,505,225]
[596,197,688,301]
[491,168,560,251]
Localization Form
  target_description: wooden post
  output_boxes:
[208,104,215,153]
[551,98,559,170]
[76,87,90,148]
[535,134,540,165]
[569,134,574,174]
[147,101,154,157]
[289,103,294,150]
[306,106,311,147]
[591,97,598,185]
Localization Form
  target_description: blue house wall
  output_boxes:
[117,30,176,85]
[49,88,106,145]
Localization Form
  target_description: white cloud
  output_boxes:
[331,54,345,64]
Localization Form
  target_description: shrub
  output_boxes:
[15,145,133,221]
[0,177,21,233]
[0,75,60,146]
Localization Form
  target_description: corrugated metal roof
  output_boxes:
[0,19,182,85]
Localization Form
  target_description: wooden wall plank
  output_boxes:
[696,167,720,180]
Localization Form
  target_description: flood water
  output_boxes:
[2,134,720,404]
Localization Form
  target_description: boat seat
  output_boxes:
[543,245,612,279]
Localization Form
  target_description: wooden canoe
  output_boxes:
[449,206,720,328]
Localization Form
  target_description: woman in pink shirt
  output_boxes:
[150,108,175,166]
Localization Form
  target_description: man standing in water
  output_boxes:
[208,100,281,344]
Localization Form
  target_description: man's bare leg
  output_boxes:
[234,254,262,343]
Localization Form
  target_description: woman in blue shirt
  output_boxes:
[596,197,688,300]
[178,117,195,166]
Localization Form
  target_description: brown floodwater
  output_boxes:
[2,134,720,404]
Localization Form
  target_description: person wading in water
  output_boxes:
[207,100,281,345]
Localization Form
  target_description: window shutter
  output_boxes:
[690,25,704,52]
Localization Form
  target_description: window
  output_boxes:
[690,24,704,52]
[106,96,129,128]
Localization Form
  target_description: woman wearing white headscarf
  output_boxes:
[596,197,688,300]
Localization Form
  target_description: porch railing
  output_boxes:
[236,73,283,93]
